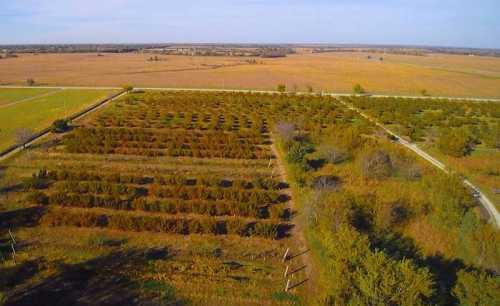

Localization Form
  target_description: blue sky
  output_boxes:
[1,0,499,48]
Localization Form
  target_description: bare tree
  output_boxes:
[15,128,35,149]
[275,122,296,142]
[318,144,347,164]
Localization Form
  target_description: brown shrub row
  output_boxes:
[47,192,286,219]
[64,127,265,145]
[46,169,284,191]
[54,181,144,198]
[65,144,270,160]
[41,209,292,239]
[148,185,285,203]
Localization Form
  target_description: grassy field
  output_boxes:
[0,88,58,106]
[0,52,500,97]
[0,88,117,151]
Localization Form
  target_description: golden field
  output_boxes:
[1,51,500,97]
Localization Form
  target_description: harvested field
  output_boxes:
[1,52,500,97]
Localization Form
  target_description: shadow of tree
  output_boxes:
[0,206,46,230]
[4,248,188,306]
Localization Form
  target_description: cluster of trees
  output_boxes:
[347,95,500,152]
[42,209,291,239]
[272,101,500,304]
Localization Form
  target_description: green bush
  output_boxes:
[438,129,474,157]
[453,269,500,306]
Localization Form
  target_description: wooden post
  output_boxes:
[282,248,290,262]
[8,228,16,244]
[11,243,16,264]
[284,265,289,278]
[285,279,291,292]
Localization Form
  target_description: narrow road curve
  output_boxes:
[336,98,500,229]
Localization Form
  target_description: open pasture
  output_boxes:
[0,88,117,152]
[0,88,58,106]
[1,51,500,97]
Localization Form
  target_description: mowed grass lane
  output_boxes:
[0,88,117,151]
[0,87,59,106]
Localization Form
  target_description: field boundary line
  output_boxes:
[0,90,126,162]
[0,88,64,109]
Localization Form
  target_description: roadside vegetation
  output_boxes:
[345,96,500,204]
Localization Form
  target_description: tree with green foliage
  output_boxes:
[453,269,500,306]
[51,119,70,133]
[426,174,474,228]
[122,84,134,93]
[26,78,35,86]
[286,141,312,164]
[438,129,474,157]
[353,83,366,94]
[352,251,434,306]
[277,84,286,93]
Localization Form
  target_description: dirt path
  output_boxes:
[269,138,316,296]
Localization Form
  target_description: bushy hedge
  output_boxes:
[48,192,287,219]
[41,210,292,239]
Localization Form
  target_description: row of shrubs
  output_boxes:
[64,127,265,145]
[54,181,145,198]
[41,209,292,239]
[43,191,288,219]
[65,143,270,160]
[49,178,285,204]
[45,169,285,191]
[148,185,285,203]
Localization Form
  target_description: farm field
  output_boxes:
[1,52,500,97]
[0,91,310,305]
[0,91,499,305]
[0,88,118,151]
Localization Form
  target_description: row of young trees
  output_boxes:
[41,191,287,220]
[65,127,265,145]
[41,209,291,239]
[46,169,284,191]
